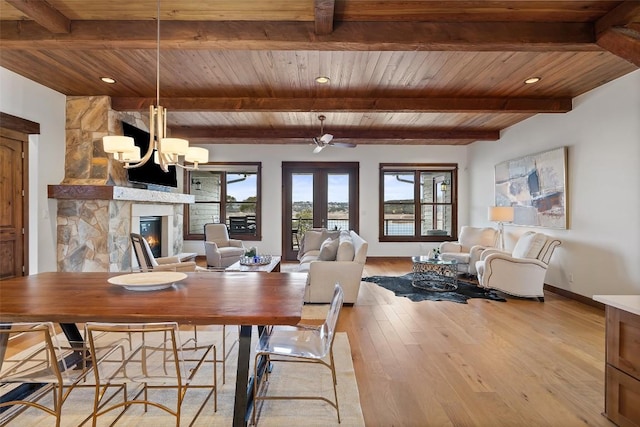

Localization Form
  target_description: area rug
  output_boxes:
[362,273,506,303]
[3,331,364,427]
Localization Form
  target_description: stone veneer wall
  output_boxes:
[53,96,190,272]
[65,95,148,186]
[57,198,185,272]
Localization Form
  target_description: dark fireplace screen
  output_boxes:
[140,216,162,258]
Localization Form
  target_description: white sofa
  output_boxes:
[297,229,368,304]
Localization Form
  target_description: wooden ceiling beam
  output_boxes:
[0,21,598,51]
[597,28,640,66]
[595,1,640,34]
[314,0,335,35]
[595,1,640,66]
[111,97,572,114]
[5,0,70,34]
[170,127,500,141]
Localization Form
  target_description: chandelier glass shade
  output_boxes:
[102,0,208,172]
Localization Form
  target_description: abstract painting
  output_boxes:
[494,147,568,229]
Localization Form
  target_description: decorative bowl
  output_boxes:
[240,255,272,266]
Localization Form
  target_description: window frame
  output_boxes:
[184,162,262,241]
[379,163,458,242]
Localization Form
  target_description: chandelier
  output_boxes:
[102,0,208,172]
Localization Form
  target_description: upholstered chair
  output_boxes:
[475,231,561,302]
[204,223,246,268]
[130,233,198,272]
[439,226,499,275]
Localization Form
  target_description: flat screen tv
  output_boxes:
[122,122,178,188]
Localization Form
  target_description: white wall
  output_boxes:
[183,144,470,257]
[1,67,66,274]
[468,69,640,298]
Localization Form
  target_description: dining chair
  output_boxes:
[0,322,90,427]
[251,284,344,425]
[85,322,217,427]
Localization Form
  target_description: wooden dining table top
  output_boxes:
[0,271,308,326]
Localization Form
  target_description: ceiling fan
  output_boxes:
[312,115,357,154]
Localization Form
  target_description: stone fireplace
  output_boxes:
[48,95,194,273]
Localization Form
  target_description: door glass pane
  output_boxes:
[292,173,314,240]
[327,173,349,231]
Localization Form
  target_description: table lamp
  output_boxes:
[488,206,514,250]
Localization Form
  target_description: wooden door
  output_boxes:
[0,135,25,279]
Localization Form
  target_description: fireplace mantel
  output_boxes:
[48,185,194,204]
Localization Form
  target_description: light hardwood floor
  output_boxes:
[5,258,612,426]
[315,258,612,427]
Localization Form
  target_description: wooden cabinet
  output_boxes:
[604,306,640,427]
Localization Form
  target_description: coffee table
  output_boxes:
[226,256,281,272]
[411,256,458,291]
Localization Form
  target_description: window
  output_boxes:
[185,163,261,240]
[379,164,457,242]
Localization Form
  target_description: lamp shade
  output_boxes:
[103,135,135,154]
[160,138,189,155]
[121,146,141,162]
[488,206,514,222]
[185,147,209,164]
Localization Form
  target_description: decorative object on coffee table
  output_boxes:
[240,255,272,266]
[226,256,281,273]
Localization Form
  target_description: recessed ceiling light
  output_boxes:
[100,77,116,84]
[315,76,330,84]
[524,77,541,84]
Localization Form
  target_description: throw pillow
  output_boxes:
[512,232,546,259]
[336,232,355,261]
[318,237,339,261]
[301,230,325,253]
[322,229,341,241]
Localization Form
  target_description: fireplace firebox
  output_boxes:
[140,216,162,258]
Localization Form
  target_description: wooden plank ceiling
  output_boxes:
[1,0,639,146]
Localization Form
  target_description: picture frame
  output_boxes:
[494,147,568,229]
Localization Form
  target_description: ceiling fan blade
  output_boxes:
[312,145,325,154]
[320,133,333,144]
[329,141,357,148]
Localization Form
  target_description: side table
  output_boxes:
[411,256,458,292]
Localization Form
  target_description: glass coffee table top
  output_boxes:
[411,256,458,292]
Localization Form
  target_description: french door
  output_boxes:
[282,162,359,260]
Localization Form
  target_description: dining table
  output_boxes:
[0,270,307,427]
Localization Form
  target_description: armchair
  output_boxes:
[439,226,498,275]
[475,231,561,301]
[130,233,198,272]
[204,223,246,268]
